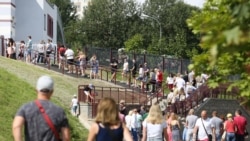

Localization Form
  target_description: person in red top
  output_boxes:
[224,113,237,141]
[234,109,247,141]
[58,45,66,69]
[155,68,163,95]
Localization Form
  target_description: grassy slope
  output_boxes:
[0,57,120,140]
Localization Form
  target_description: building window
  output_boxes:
[44,14,46,31]
[47,14,53,38]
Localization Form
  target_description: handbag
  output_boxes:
[34,100,61,141]
[245,129,249,137]
[201,119,212,141]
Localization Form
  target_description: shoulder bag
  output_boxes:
[201,119,212,141]
[34,100,61,141]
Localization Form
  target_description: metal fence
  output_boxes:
[84,47,190,74]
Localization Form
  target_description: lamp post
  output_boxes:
[141,13,162,45]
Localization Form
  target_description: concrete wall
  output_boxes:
[15,0,58,43]
[0,0,16,38]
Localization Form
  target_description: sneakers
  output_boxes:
[67,71,72,74]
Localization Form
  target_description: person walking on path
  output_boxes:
[87,97,132,141]
[185,109,198,141]
[12,75,70,141]
[210,111,223,141]
[193,110,215,141]
[234,109,247,141]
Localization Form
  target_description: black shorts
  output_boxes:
[111,68,117,74]
[67,59,74,65]
[132,72,136,78]
[46,51,51,57]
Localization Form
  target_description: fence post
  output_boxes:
[162,56,165,72]
[0,35,5,57]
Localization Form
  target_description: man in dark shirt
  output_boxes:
[130,59,137,86]
[12,75,70,141]
[83,84,94,102]
[110,57,118,82]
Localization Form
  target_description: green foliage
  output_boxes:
[124,34,144,52]
[0,68,87,140]
[78,0,200,58]
[187,0,250,99]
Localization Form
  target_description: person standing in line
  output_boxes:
[89,55,99,79]
[210,111,223,141]
[224,113,237,141]
[130,59,137,87]
[37,40,45,64]
[26,36,32,63]
[166,73,174,91]
[7,38,15,59]
[70,94,78,116]
[121,58,129,84]
[79,53,87,76]
[193,110,215,141]
[45,39,53,65]
[18,40,25,60]
[12,75,70,141]
[141,103,168,141]
[131,108,142,140]
[58,45,66,69]
[234,109,247,141]
[185,109,198,141]
[87,97,132,141]
[64,47,74,73]
[110,57,118,82]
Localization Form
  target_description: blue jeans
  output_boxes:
[226,132,236,141]
[131,128,138,141]
[215,133,222,141]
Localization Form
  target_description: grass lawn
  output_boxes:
[0,57,123,140]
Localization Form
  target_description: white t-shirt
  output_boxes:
[138,67,144,77]
[125,115,132,130]
[37,44,45,53]
[175,77,185,89]
[71,98,78,107]
[131,113,142,128]
[142,121,167,138]
[195,118,213,140]
[65,49,74,59]
[166,77,174,84]
[123,62,129,71]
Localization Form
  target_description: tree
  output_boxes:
[187,0,250,99]
[124,34,144,53]
[142,0,201,58]
[82,0,127,49]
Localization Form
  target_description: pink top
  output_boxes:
[225,120,236,133]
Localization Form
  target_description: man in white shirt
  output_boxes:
[121,58,129,84]
[131,108,142,141]
[193,110,215,141]
[175,73,186,90]
[64,47,74,73]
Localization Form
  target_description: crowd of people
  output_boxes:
[86,98,248,141]
[5,36,55,65]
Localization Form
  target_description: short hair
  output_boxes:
[235,109,242,115]
[28,36,31,39]
[95,97,120,126]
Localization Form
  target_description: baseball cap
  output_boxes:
[89,84,94,89]
[36,75,54,92]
